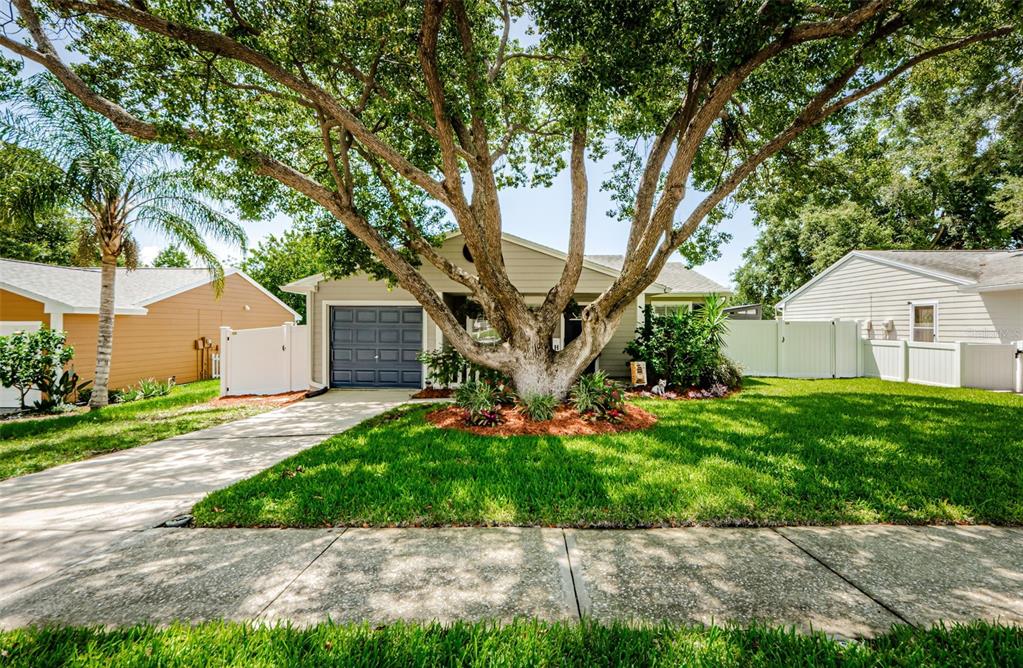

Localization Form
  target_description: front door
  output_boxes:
[563,318,597,374]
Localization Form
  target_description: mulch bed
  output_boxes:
[627,385,740,400]
[426,404,657,436]
[209,390,307,408]
[411,387,455,399]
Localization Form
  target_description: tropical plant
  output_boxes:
[0,327,75,410]
[3,0,1015,398]
[115,377,174,403]
[569,371,625,423]
[33,368,91,412]
[454,379,503,427]
[517,393,558,422]
[625,295,739,390]
[0,75,247,408]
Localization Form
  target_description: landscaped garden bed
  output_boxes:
[192,378,1023,529]
[426,402,656,436]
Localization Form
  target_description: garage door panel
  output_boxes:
[330,306,422,388]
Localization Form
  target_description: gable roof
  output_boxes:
[0,258,299,318]
[776,249,1023,309]
[585,254,730,295]
[281,232,727,295]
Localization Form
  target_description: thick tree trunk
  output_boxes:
[494,308,623,400]
[89,254,118,410]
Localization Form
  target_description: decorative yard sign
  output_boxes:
[630,361,648,387]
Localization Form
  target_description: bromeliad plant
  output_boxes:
[569,371,626,423]
[454,379,503,427]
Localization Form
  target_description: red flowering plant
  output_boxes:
[569,371,626,423]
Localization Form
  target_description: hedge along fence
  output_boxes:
[723,320,1020,391]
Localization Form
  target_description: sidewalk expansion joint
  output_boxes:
[257,529,347,618]
[772,528,916,629]
[561,530,586,620]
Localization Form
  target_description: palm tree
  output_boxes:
[1,75,246,408]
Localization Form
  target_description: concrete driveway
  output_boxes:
[0,389,417,599]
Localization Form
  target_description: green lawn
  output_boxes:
[0,380,264,480]
[193,378,1023,528]
[1,620,1020,667]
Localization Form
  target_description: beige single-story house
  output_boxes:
[776,250,1023,344]
[282,232,729,389]
[0,258,298,405]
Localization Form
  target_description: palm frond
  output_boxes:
[132,205,228,294]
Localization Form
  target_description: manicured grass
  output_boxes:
[0,380,264,480]
[1,620,1020,667]
[194,378,1023,528]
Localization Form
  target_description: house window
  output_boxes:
[910,303,937,342]
[651,303,693,315]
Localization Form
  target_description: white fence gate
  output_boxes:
[219,322,310,397]
[724,319,1020,391]
[723,320,860,379]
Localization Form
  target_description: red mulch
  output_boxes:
[426,404,657,436]
[210,390,307,408]
[411,387,455,399]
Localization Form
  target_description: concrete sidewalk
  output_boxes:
[0,390,417,599]
[0,525,1020,638]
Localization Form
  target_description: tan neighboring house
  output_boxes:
[776,250,1023,344]
[0,258,298,405]
[282,232,729,389]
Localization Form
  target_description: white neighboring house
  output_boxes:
[776,250,1023,345]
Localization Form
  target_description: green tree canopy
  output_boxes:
[240,230,325,320]
[734,49,1023,312]
[151,246,191,267]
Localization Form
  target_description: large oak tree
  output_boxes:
[2,0,1018,396]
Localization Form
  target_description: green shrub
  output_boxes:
[625,294,741,390]
[418,346,514,392]
[0,327,75,410]
[417,346,467,388]
[455,379,503,426]
[570,371,626,422]
[518,393,558,421]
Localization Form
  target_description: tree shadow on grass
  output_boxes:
[195,381,1023,528]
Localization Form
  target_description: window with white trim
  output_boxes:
[651,302,694,315]
[910,303,937,342]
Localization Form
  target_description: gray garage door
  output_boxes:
[329,306,423,388]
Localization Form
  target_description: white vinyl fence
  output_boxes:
[219,322,310,397]
[724,319,1021,392]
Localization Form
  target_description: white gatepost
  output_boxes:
[219,326,232,398]
[897,340,909,383]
